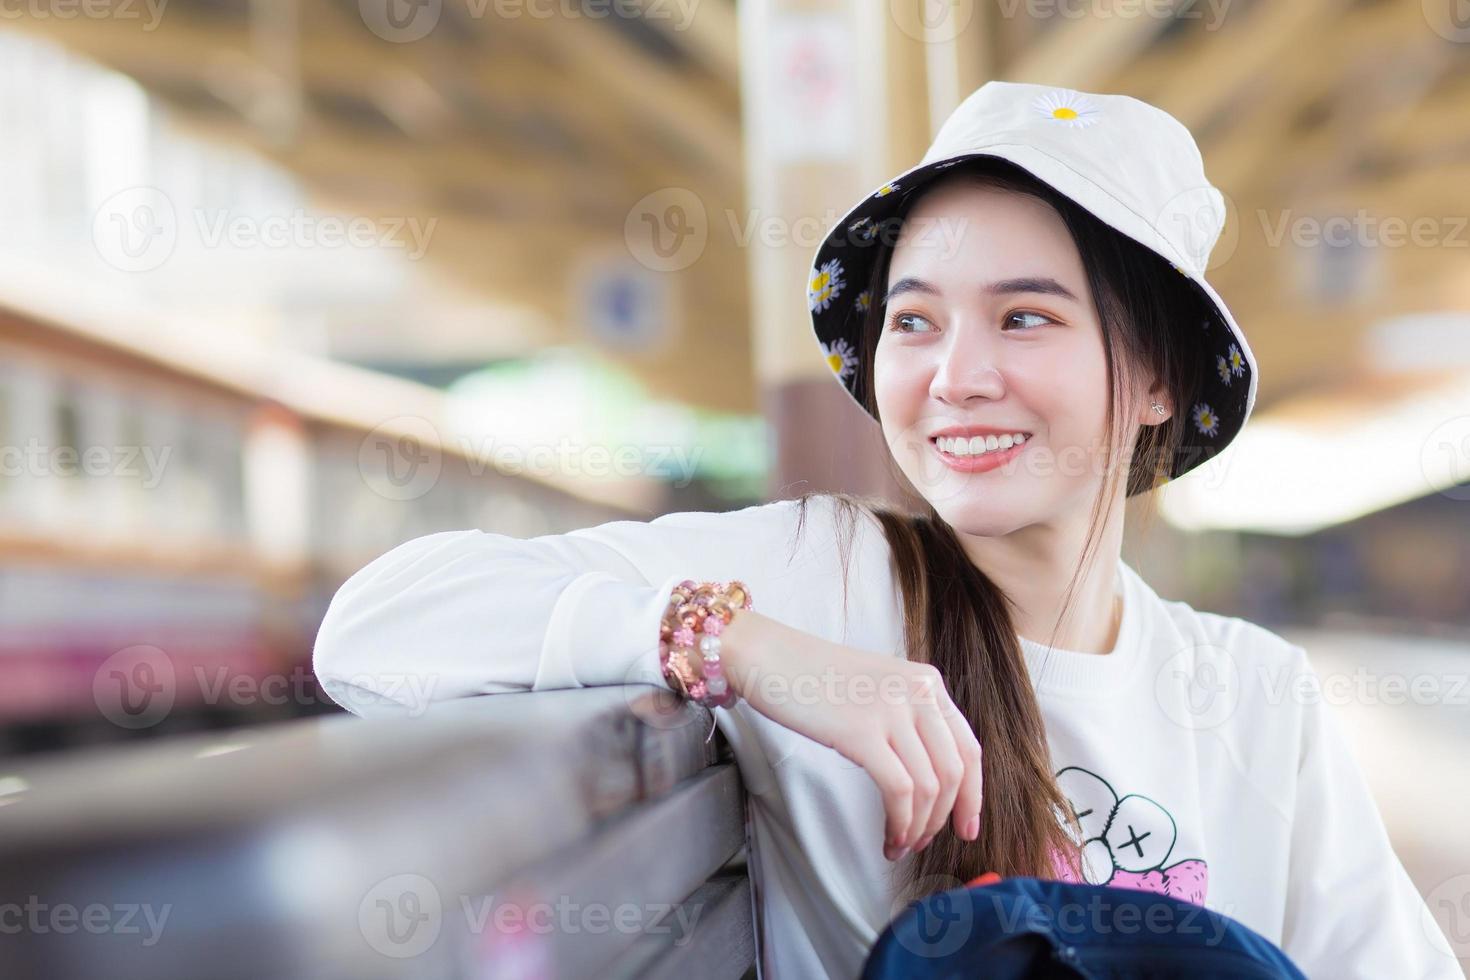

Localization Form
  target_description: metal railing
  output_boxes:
[0,686,757,980]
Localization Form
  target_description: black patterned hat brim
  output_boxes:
[806,149,1257,492]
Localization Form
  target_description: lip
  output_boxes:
[929,424,1033,440]
[930,433,1030,473]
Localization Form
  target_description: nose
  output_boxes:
[929,327,1006,406]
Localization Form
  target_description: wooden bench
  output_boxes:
[0,686,759,979]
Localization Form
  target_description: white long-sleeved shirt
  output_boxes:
[312,493,1464,980]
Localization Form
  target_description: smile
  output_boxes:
[930,433,1030,473]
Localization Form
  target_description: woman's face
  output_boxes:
[873,178,1151,533]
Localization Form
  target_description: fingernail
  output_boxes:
[894,846,910,861]
[916,834,934,851]
[965,815,979,840]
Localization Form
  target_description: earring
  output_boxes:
[1151,402,1167,416]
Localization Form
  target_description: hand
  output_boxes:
[718,610,983,862]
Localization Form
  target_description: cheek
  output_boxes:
[1021,339,1108,413]
[873,345,928,409]
[1014,350,1113,455]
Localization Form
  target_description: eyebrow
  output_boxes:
[882,275,1080,306]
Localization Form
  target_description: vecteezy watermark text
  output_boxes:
[358,873,705,959]
[0,897,171,947]
[0,438,171,488]
[994,0,1234,30]
[92,187,439,273]
[0,0,168,31]
[358,0,701,43]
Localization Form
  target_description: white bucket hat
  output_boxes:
[806,79,1257,493]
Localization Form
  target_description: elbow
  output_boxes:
[310,596,361,714]
[309,528,552,716]
[311,579,435,718]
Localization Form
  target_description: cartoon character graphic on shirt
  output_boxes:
[1050,765,1208,905]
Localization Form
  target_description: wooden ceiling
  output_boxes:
[993,0,1470,413]
[10,0,1470,417]
[8,0,753,410]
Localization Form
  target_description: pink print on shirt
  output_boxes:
[1049,765,1209,906]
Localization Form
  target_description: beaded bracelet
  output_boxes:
[658,579,752,717]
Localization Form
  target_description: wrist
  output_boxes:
[714,608,764,698]
[659,579,752,709]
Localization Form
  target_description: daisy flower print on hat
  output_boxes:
[1033,88,1103,129]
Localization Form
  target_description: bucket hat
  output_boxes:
[806,80,1258,492]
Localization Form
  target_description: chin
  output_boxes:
[928,491,1035,537]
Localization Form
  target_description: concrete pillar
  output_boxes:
[737,0,991,506]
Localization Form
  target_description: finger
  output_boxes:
[860,738,916,857]
[938,695,984,840]
[888,724,938,851]
[914,704,963,847]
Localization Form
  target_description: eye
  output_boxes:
[1004,310,1057,332]
[888,312,937,334]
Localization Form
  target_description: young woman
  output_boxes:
[313,82,1461,979]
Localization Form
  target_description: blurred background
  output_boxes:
[0,0,1468,973]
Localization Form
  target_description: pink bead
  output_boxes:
[673,627,695,647]
[689,680,707,700]
[678,579,696,590]
[702,616,724,636]
[703,659,722,676]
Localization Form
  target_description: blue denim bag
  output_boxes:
[861,875,1308,979]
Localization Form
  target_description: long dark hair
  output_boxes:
[789,156,1208,907]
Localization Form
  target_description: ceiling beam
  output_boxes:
[4,0,759,412]
[6,14,597,195]
[503,10,744,188]
[1278,59,1470,199]
[1111,0,1356,132]
[1201,0,1430,196]
[302,0,740,204]
[7,5,739,211]
[627,0,740,88]
[1003,0,1186,90]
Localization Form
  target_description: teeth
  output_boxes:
[936,433,1028,457]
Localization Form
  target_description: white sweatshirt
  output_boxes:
[312,493,1463,980]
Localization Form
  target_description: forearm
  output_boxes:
[314,528,682,715]
[714,608,782,698]
[713,607,851,705]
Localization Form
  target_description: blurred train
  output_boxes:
[0,299,653,756]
